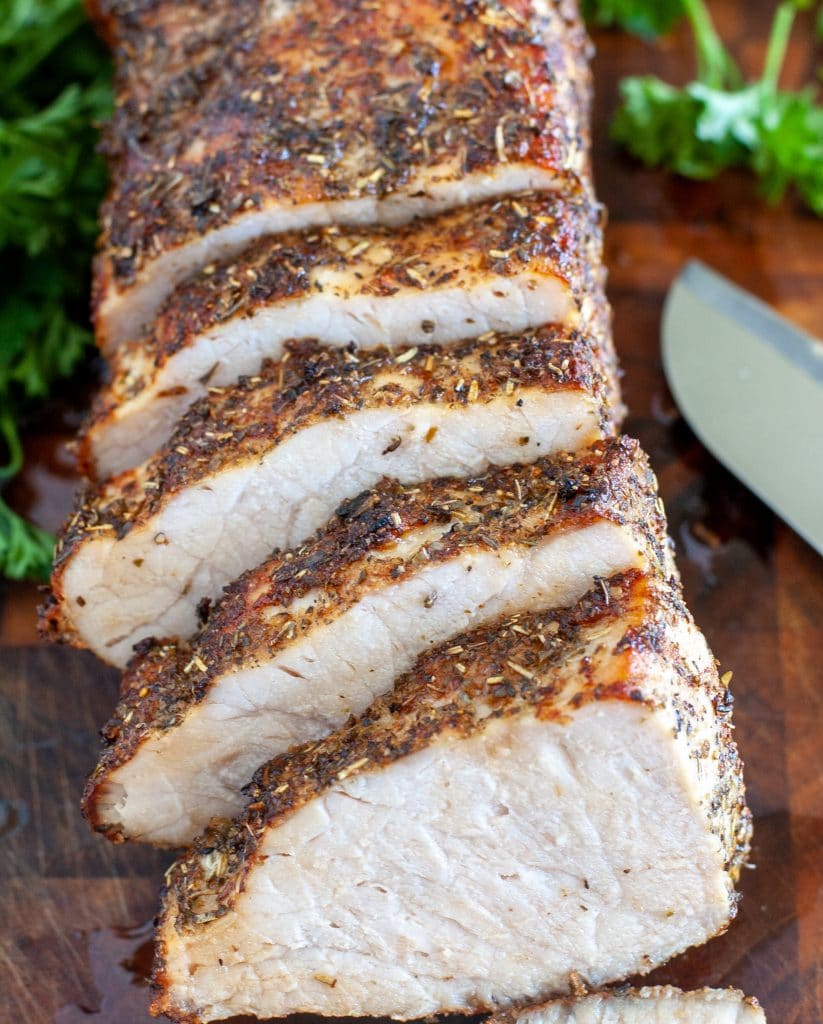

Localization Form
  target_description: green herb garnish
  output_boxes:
[604,0,823,215]
[582,0,686,39]
[0,0,111,580]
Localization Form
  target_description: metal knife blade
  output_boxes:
[662,260,823,556]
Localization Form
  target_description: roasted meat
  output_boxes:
[151,570,750,1021]
[46,313,620,667]
[90,0,592,347]
[489,987,766,1024]
[84,192,603,478]
[82,438,670,845]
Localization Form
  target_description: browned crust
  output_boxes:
[152,567,749,941]
[85,0,229,51]
[91,0,593,329]
[81,190,605,459]
[80,438,670,835]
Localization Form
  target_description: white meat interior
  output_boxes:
[160,707,735,1021]
[507,987,765,1024]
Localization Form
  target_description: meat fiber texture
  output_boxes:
[489,987,766,1024]
[151,570,751,1022]
[83,191,604,478]
[44,296,620,668]
[89,0,594,347]
[82,437,672,846]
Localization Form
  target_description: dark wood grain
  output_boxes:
[1,4,821,1021]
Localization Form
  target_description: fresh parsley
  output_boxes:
[604,0,823,215]
[0,0,111,580]
[582,0,686,39]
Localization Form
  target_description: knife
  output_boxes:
[662,259,823,557]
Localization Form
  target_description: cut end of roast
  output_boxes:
[150,570,749,1021]
[93,0,592,346]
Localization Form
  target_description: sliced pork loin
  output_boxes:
[83,192,603,478]
[490,987,766,1024]
[90,0,593,347]
[46,314,621,668]
[151,569,751,1022]
[82,438,670,846]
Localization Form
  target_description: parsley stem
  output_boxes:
[681,0,741,88]
[761,3,797,93]
[0,410,24,482]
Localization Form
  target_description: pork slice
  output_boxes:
[490,987,766,1024]
[46,313,621,667]
[151,570,751,1021]
[91,0,593,347]
[84,192,603,478]
[82,438,671,846]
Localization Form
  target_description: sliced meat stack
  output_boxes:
[490,988,767,1023]
[44,0,758,1020]
[48,310,620,667]
[83,193,605,478]
[151,570,750,1021]
[84,438,667,844]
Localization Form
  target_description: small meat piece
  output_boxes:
[489,987,766,1024]
[82,438,670,846]
[46,313,621,668]
[90,0,593,347]
[151,571,751,1022]
[83,193,603,478]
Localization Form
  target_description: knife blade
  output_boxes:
[662,259,823,557]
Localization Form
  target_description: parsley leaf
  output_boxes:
[0,0,111,581]
[612,77,748,178]
[582,0,685,38]
[752,87,823,214]
[0,497,55,581]
[609,0,823,217]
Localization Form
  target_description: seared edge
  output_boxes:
[80,438,667,835]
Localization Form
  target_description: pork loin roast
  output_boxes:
[89,0,593,347]
[46,311,620,667]
[151,570,750,1021]
[82,438,669,845]
[43,2,759,1020]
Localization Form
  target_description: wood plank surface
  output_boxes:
[1,4,821,1021]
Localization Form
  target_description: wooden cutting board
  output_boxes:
[1,5,821,1021]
